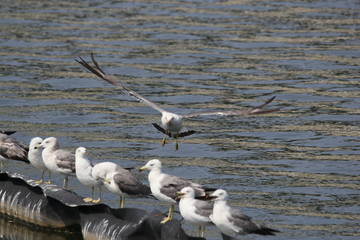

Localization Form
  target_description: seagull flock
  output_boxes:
[0,54,281,239]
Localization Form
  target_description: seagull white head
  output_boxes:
[40,137,59,149]
[140,159,162,171]
[178,186,196,199]
[210,189,228,201]
[30,137,43,150]
[162,113,174,124]
[75,147,87,157]
[91,162,116,184]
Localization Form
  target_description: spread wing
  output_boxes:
[182,96,280,118]
[76,53,166,113]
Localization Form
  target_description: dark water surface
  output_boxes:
[0,0,359,239]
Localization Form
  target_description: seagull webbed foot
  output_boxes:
[160,217,172,224]
[83,197,93,203]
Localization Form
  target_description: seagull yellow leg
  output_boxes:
[161,204,174,224]
[162,135,167,147]
[63,176,68,190]
[34,171,45,184]
[198,226,205,238]
[175,133,179,151]
[44,171,51,184]
[92,187,102,203]
[119,196,125,208]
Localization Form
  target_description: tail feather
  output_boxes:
[251,226,280,236]
[151,123,196,138]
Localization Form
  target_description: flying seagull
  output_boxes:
[40,137,76,190]
[76,53,280,150]
[140,159,210,224]
[75,147,103,203]
[209,189,280,238]
[177,186,214,238]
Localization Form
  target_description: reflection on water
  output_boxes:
[0,217,77,240]
[0,0,359,239]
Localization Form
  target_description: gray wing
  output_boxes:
[228,208,260,233]
[194,199,214,218]
[76,53,166,113]
[55,149,75,173]
[113,167,151,196]
[182,96,280,118]
[160,174,203,200]
[0,134,29,163]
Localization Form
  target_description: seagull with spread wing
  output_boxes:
[76,53,280,150]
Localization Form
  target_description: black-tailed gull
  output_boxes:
[140,159,208,224]
[209,189,279,238]
[92,161,151,208]
[76,53,280,150]
[177,186,214,237]
[0,132,29,170]
[75,147,103,203]
[28,137,51,184]
[40,137,76,190]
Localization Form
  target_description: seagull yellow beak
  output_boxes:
[34,143,42,150]
[139,166,147,171]
[207,194,218,201]
[101,178,111,184]
[175,191,185,200]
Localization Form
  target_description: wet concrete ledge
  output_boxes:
[0,172,204,240]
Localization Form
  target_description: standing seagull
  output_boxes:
[140,159,208,224]
[76,53,280,150]
[209,189,279,238]
[28,137,51,184]
[0,132,29,170]
[41,137,76,190]
[75,147,103,203]
[177,187,214,238]
[92,161,151,208]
